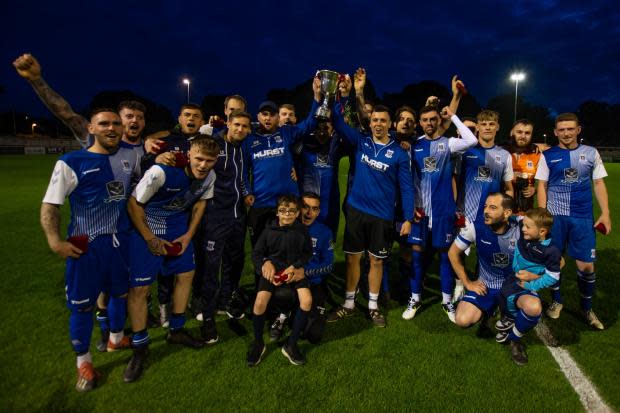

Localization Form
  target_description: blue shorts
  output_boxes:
[65,233,130,311]
[551,215,596,263]
[129,231,195,287]
[501,280,540,316]
[461,287,501,317]
[407,215,455,249]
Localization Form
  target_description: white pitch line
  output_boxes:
[535,321,613,413]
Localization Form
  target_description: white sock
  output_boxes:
[368,293,379,310]
[109,330,124,345]
[442,293,453,305]
[77,352,92,368]
[343,291,356,309]
[278,313,287,321]
[411,293,421,302]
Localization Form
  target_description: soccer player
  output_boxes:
[269,192,334,343]
[506,119,548,215]
[327,101,414,327]
[13,53,147,150]
[495,208,562,365]
[448,193,520,333]
[295,119,348,238]
[535,113,611,329]
[243,78,321,247]
[142,103,205,170]
[458,110,514,223]
[13,53,150,346]
[192,110,252,344]
[199,94,248,136]
[403,105,478,322]
[279,104,297,126]
[123,136,218,382]
[40,109,140,391]
[248,195,313,366]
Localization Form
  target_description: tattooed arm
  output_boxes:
[40,203,82,258]
[13,53,90,147]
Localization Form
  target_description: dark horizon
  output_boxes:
[2,1,619,119]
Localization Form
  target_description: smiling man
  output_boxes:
[448,193,520,332]
[327,101,414,327]
[535,112,611,329]
[192,111,253,343]
[40,109,141,392]
[243,79,321,249]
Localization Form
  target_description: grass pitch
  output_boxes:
[0,155,618,412]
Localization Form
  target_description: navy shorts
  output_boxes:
[129,231,195,287]
[65,233,130,311]
[407,214,455,249]
[461,287,501,317]
[551,215,596,263]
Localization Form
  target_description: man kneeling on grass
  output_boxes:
[248,194,313,366]
[495,208,563,365]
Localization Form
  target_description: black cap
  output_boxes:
[258,101,278,114]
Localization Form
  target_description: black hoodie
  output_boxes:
[252,219,313,272]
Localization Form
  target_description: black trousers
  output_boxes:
[193,215,246,319]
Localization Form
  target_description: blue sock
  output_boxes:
[253,313,265,345]
[381,260,390,293]
[577,270,596,311]
[410,250,424,295]
[107,296,127,333]
[69,309,94,354]
[550,279,562,304]
[95,307,109,333]
[439,252,455,295]
[508,309,541,342]
[131,329,150,348]
[169,312,186,331]
[288,309,309,345]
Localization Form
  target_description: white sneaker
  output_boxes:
[195,312,203,322]
[402,297,422,320]
[442,302,456,323]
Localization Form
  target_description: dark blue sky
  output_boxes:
[2,0,619,118]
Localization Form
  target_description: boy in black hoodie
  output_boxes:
[248,194,313,366]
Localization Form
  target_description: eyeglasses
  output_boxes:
[277,208,298,215]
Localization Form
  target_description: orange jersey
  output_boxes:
[512,150,541,181]
[511,148,542,214]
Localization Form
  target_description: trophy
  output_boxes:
[315,69,340,121]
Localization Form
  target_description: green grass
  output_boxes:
[0,155,618,412]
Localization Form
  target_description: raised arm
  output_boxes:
[353,67,370,128]
[13,54,89,147]
[332,100,363,146]
[437,75,465,135]
[284,77,322,143]
[444,107,477,152]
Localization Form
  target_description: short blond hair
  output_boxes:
[525,207,554,230]
[477,109,500,123]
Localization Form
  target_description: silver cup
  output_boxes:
[315,70,340,121]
